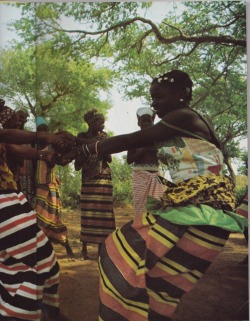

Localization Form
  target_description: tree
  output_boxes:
[0,42,113,133]
[3,1,247,181]
[109,156,132,205]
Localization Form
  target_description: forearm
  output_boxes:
[0,129,54,145]
[7,144,52,162]
[7,144,40,160]
[97,133,149,155]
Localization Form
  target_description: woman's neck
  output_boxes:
[86,130,98,138]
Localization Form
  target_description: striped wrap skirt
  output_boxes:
[35,183,68,246]
[80,173,116,244]
[98,174,247,321]
[0,190,59,320]
[132,170,164,217]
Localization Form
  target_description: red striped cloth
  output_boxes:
[0,191,59,320]
[132,170,164,217]
[236,194,248,218]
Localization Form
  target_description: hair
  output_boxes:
[16,109,29,118]
[152,70,193,102]
[84,108,105,125]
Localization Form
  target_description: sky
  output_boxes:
[0,1,248,164]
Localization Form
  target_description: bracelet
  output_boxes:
[95,141,100,155]
[81,144,92,157]
[85,144,91,156]
[81,144,87,156]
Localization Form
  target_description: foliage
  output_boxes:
[57,163,81,209]
[234,175,248,206]
[1,1,247,179]
[109,155,132,206]
[237,151,248,176]
[0,42,114,134]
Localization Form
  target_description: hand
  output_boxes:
[55,147,79,166]
[53,131,77,152]
[40,150,57,167]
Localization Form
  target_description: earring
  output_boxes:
[180,98,184,102]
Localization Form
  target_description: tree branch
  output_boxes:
[44,16,246,48]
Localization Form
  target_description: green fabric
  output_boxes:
[146,196,248,233]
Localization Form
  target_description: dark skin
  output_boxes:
[60,80,220,163]
[127,114,158,166]
[4,115,56,168]
[36,124,75,258]
[89,83,217,155]
[78,118,111,162]
[76,117,112,259]
[0,128,75,150]
[16,110,28,130]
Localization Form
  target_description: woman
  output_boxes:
[34,116,74,258]
[0,104,75,320]
[75,109,116,260]
[64,70,247,321]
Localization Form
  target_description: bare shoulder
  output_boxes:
[162,108,212,139]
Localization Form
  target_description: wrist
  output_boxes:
[37,150,44,160]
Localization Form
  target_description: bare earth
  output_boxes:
[52,205,249,321]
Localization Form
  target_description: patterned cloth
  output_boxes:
[0,145,59,320]
[35,147,68,246]
[236,193,248,218]
[98,135,248,321]
[99,213,230,321]
[0,151,17,190]
[132,170,164,217]
[157,134,224,184]
[19,145,36,206]
[76,131,116,244]
[80,172,116,244]
[0,106,15,126]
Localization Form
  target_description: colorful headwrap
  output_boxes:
[84,108,105,125]
[136,107,154,119]
[35,116,49,129]
[0,105,16,126]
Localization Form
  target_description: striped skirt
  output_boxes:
[132,170,164,217]
[99,211,230,321]
[35,183,68,245]
[80,174,116,244]
[0,190,59,321]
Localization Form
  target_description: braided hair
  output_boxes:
[84,108,105,125]
[152,70,193,102]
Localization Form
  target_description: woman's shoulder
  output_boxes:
[162,108,200,122]
[161,108,215,144]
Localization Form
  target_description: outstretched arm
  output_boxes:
[6,144,57,167]
[0,129,76,150]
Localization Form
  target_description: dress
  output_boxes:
[0,144,59,320]
[35,146,68,246]
[76,132,116,245]
[19,145,36,206]
[98,129,247,320]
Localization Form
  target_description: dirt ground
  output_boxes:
[52,205,249,321]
